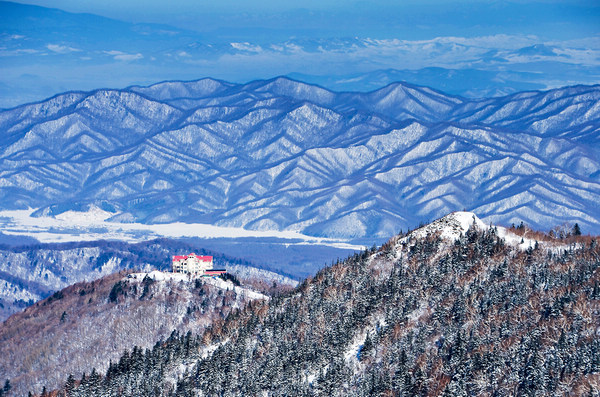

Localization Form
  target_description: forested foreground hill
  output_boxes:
[47,213,600,396]
[0,269,280,396]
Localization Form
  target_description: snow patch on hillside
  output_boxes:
[344,314,387,364]
[226,264,298,287]
[495,227,537,250]
[0,279,38,302]
[407,211,487,241]
[126,271,268,301]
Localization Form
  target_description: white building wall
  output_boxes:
[172,254,214,275]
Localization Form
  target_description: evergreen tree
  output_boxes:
[65,374,76,396]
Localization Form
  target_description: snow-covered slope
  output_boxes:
[1,78,599,238]
[48,213,600,396]
[406,211,489,242]
[127,270,268,301]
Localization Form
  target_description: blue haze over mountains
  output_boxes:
[1,1,599,108]
[1,77,599,239]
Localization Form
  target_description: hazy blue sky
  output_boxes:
[9,0,600,39]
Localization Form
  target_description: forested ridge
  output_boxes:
[37,220,600,396]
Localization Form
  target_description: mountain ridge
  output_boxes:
[1,77,599,238]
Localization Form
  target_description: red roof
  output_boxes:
[173,254,213,262]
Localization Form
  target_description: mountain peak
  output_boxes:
[408,211,488,241]
[404,211,544,251]
[246,76,336,104]
[129,78,234,101]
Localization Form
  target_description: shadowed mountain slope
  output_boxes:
[1,78,599,238]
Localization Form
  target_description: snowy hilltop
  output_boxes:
[404,211,540,250]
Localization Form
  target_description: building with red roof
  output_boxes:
[172,253,226,277]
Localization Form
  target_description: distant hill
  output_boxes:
[47,212,600,396]
[289,67,549,98]
[1,77,599,238]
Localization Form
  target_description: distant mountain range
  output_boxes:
[1,77,599,238]
[289,68,550,98]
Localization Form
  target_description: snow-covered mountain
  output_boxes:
[47,212,600,396]
[1,77,599,238]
